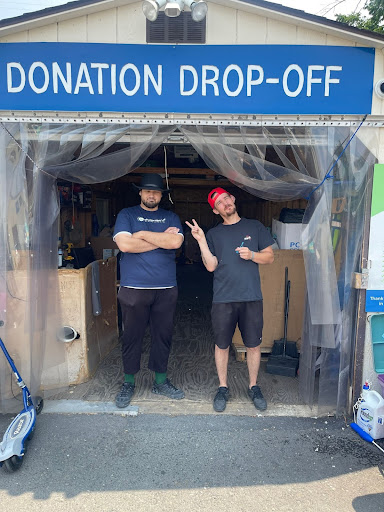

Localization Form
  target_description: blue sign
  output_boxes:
[366,291,384,313]
[0,43,375,115]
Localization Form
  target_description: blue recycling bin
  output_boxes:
[371,314,384,373]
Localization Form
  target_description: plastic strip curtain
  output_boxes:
[180,123,378,414]
[300,127,378,414]
[0,121,175,412]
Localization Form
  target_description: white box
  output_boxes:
[272,219,302,250]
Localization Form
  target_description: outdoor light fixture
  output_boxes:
[143,0,207,21]
[164,0,185,18]
[142,0,167,21]
[184,0,208,22]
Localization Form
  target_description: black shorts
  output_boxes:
[211,301,263,350]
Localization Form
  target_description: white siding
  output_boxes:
[117,4,146,44]
[87,9,117,43]
[29,23,58,42]
[296,27,327,45]
[236,11,267,44]
[206,4,236,44]
[58,16,87,42]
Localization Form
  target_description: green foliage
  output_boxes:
[335,0,384,34]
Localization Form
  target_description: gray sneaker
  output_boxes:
[152,379,185,399]
[248,385,267,411]
[213,386,229,412]
[116,382,135,408]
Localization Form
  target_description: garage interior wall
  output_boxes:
[0,120,378,415]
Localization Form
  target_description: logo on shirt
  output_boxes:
[137,216,166,223]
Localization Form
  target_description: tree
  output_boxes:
[335,0,384,34]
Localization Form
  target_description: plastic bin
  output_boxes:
[370,314,384,373]
[378,374,384,398]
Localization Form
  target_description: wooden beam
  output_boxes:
[135,167,216,176]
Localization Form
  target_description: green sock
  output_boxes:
[155,372,167,385]
[124,374,135,384]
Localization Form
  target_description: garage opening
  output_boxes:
[0,120,378,416]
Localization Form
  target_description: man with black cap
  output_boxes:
[186,187,274,413]
[113,173,184,408]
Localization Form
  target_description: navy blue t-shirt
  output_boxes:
[206,218,274,303]
[113,205,183,288]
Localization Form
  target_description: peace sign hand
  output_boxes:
[185,219,205,243]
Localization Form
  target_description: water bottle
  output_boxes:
[58,247,63,268]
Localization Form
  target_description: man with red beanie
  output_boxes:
[186,188,274,412]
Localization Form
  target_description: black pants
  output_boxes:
[117,287,178,375]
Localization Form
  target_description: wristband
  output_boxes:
[251,251,254,261]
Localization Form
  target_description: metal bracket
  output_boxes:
[352,269,369,289]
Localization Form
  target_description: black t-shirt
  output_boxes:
[206,218,274,303]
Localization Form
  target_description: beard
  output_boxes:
[141,197,161,209]
[222,204,237,217]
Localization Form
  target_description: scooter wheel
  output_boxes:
[3,455,24,472]
[35,397,44,415]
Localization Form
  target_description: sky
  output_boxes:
[0,0,367,21]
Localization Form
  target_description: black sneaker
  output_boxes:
[213,386,229,412]
[152,379,185,400]
[248,385,267,411]
[115,382,135,408]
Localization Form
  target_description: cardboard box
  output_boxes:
[232,249,305,352]
[272,219,302,250]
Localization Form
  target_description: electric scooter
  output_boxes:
[0,321,43,472]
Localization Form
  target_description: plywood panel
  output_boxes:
[233,249,305,351]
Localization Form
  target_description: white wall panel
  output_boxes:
[326,34,354,46]
[265,19,296,44]
[296,27,327,45]
[117,4,146,44]
[58,16,87,42]
[28,23,58,42]
[87,9,117,43]
[236,11,267,44]
[0,31,28,43]
[206,4,236,44]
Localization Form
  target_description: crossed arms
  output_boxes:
[114,227,183,253]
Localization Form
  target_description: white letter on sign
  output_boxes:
[74,63,95,95]
[223,65,244,97]
[283,64,304,97]
[180,66,198,96]
[325,66,342,96]
[144,64,162,96]
[307,65,324,96]
[120,64,140,96]
[7,63,26,93]
[52,62,72,93]
[202,66,219,96]
[247,65,264,96]
[28,62,49,94]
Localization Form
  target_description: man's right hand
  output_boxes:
[185,219,205,242]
